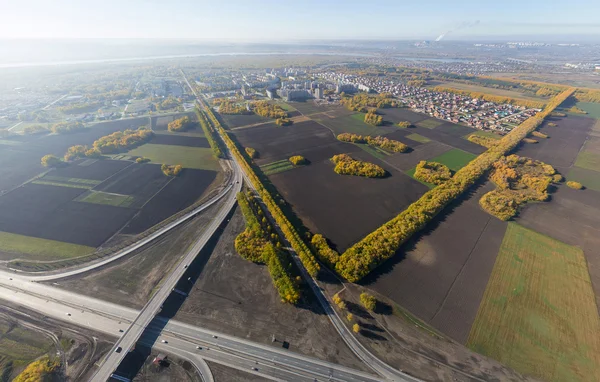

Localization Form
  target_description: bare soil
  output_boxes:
[174,206,370,372]
[206,362,270,382]
[132,353,199,382]
[362,181,508,343]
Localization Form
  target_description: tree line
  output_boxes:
[235,192,301,304]
[333,88,575,282]
[200,100,321,277]
[195,108,224,159]
[168,116,193,132]
[331,154,386,178]
[337,133,408,153]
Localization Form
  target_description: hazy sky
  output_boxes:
[1,0,599,40]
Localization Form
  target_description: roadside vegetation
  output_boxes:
[235,192,300,304]
[195,108,224,159]
[331,154,386,178]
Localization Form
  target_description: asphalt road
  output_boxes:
[89,163,243,381]
[0,275,383,382]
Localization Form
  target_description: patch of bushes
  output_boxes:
[468,134,497,148]
[235,192,300,303]
[397,121,412,128]
[275,117,293,126]
[530,130,548,138]
[360,292,377,311]
[567,181,583,190]
[92,127,154,154]
[136,157,150,163]
[310,234,339,269]
[161,164,183,176]
[364,111,383,126]
[41,154,62,167]
[168,116,193,132]
[568,106,587,114]
[331,154,386,178]
[13,357,60,382]
[337,133,408,153]
[289,155,306,165]
[245,147,258,159]
[414,161,452,185]
[253,101,287,119]
[522,137,538,144]
[479,155,556,220]
[195,108,223,158]
[334,88,574,282]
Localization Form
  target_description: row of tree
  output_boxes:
[51,121,86,134]
[235,192,301,304]
[201,100,321,277]
[331,154,386,178]
[333,88,575,282]
[337,133,408,153]
[414,161,452,185]
[195,108,224,158]
[167,116,193,132]
[432,86,546,109]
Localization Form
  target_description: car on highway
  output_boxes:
[251,367,258,371]
[115,347,122,353]
[119,329,124,332]
[161,340,168,343]
[196,345,202,350]
[66,313,71,316]
[212,335,218,338]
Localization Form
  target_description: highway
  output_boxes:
[89,161,243,381]
[0,273,384,382]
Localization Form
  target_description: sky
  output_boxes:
[1,0,599,41]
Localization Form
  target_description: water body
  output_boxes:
[394,56,471,63]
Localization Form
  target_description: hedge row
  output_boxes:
[201,101,321,277]
[334,88,575,282]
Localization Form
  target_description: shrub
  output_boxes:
[275,118,293,126]
[414,161,452,185]
[347,313,354,321]
[168,116,193,132]
[245,147,258,159]
[161,164,183,176]
[289,155,306,165]
[531,130,549,138]
[567,181,583,190]
[552,174,564,183]
[311,234,339,268]
[547,122,557,127]
[331,154,386,178]
[352,323,361,333]
[13,357,60,382]
[41,154,62,167]
[136,157,150,163]
[360,292,377,311]
[397,121,411,128]
[64,145,88,161]
[522,137,538,144]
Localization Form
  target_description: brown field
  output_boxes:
[362,181,508,343]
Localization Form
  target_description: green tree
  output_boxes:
[360,292,376,311]
[41,154,61,167]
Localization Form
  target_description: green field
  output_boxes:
[355,143,391,161]
[575,102,600,119]
[42,176,102,186]
[288,101,324,115]
[429,148,477,171]
[127,144,220,171]
[405,133,431,143]
[468,223,600,382]
[31,180,93,189]
[273,101,297,112]
[415,118,444,129]
[574,151,600,172]
[0,231,94,260]
[77,191,135,207]
[567,167,600,192]
[260,159,296,175]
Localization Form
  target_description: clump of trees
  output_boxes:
[92,127,154,154]
[51,121,86,134]
[530,130,548,139]
[215,99,251,114]
[310,234,339,269]
[331,154,386,178]
[275,117,293,126]
[253,101,287,119]
[414,161,452,185]
[289,155,306,166]
[547,122,558,127]
[168,116,193,132]
[397,121,412,128]
[156,96,180,111]
[161,164,183,176]
[13,357,60,382]
[334,134,409,153]
[567,181,583,190]
[364,111,383,126]
[41,154,62,167]
[195,108,223,159]
[340,93,399,112]
[468,134,498,148]
[64,145,88,161]
[235,192,300,304]
[202,101,320,277]
[522,138,538,144]
[136,157,150,163]
[245,147,258,159]
[333,88,574,282]
[360,292,377,311]
[479,154,556,220]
